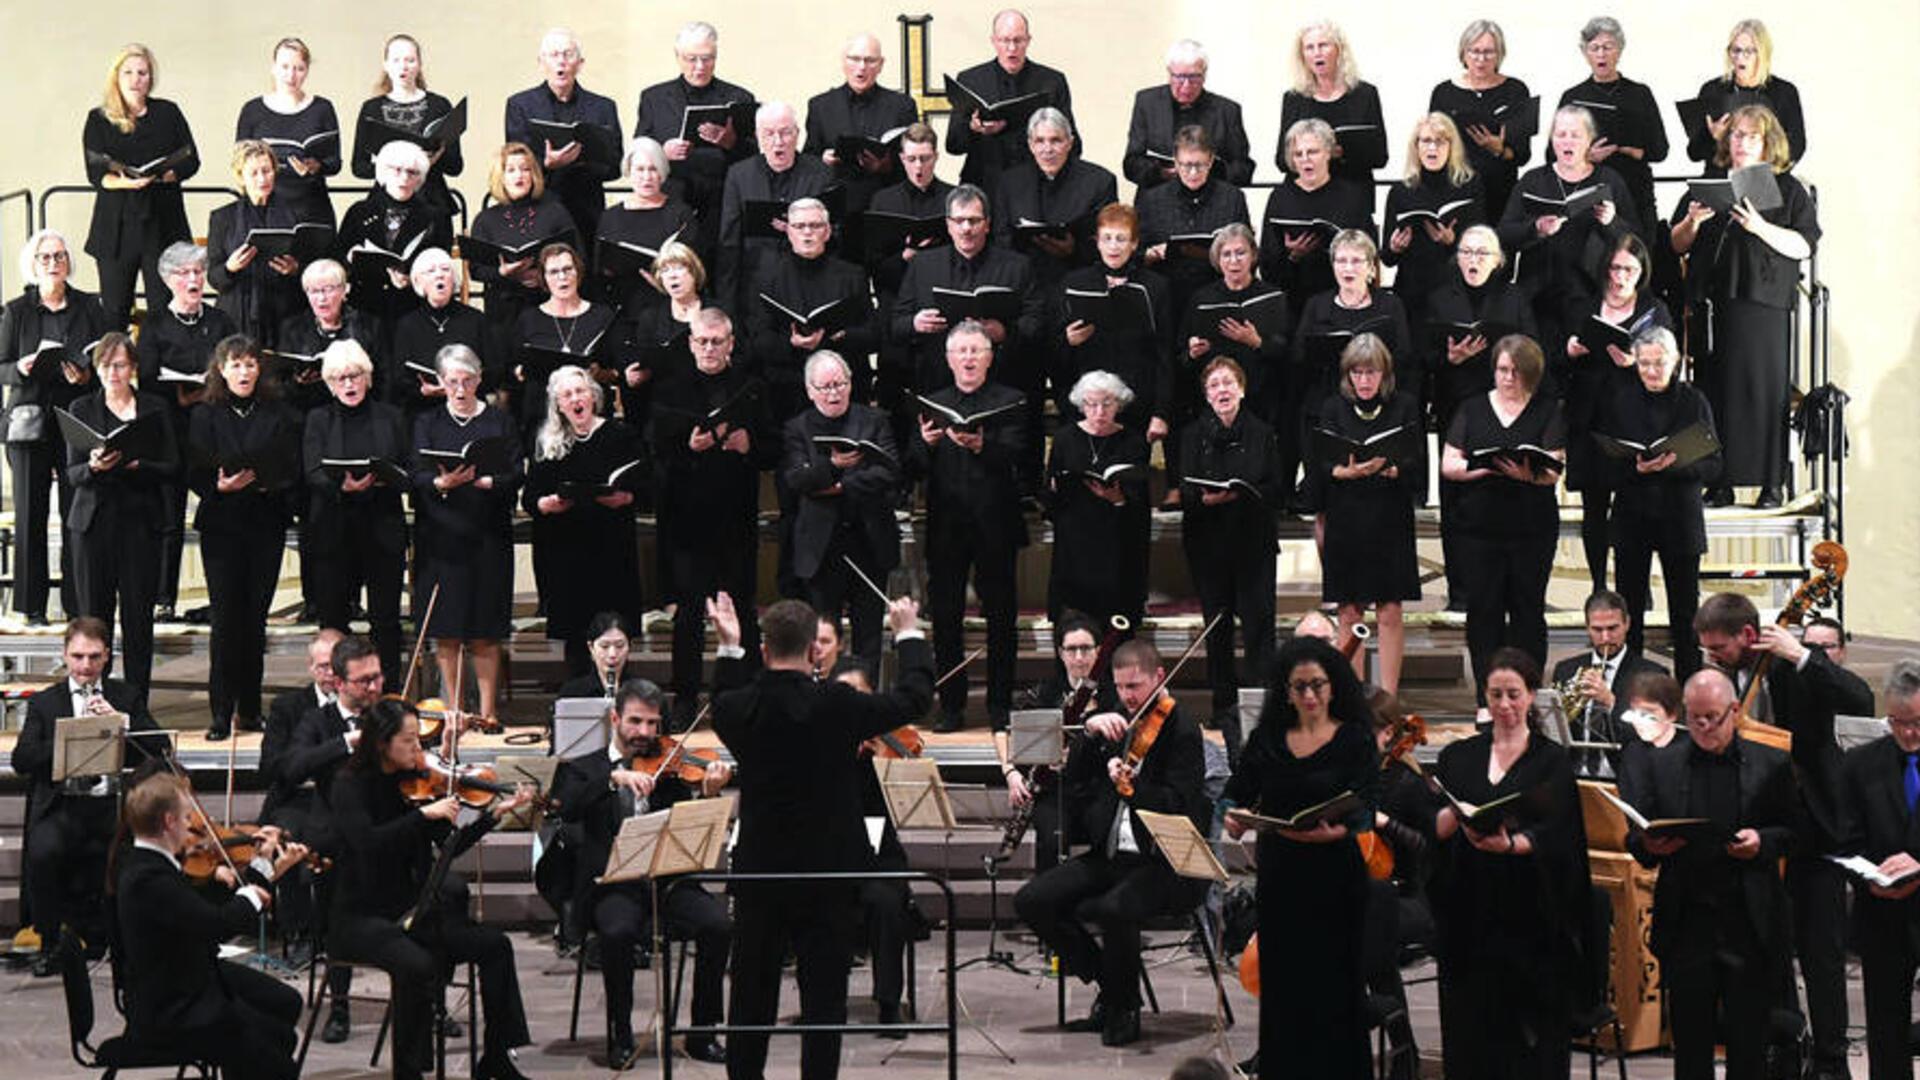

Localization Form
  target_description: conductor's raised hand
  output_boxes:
[708,591,742,648]
[885,595,920,636]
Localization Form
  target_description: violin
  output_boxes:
[866,725,924,760]
[183,821,329,882]
[410,696,501,741]
[631,735,727,786]
[399,755,522,809]
[1115,693,1176,799]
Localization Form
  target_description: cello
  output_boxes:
[1735,540,1847,751]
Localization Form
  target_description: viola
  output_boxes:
[631,735,726,786]
[1239,932,1261,997]
[1356,713,1428,881]
[1114,693,1176,798]
[398,754,520,808]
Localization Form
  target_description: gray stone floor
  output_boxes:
[0,927,1890,1078]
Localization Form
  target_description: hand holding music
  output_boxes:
[1445,333,1487,365]
[1587,136,1619,163]
[1634,451,1677,474]
[947,427,985,454]
[88,447,124,473]
[435,463,477,492]
[1217,316,1262,348]
[1534,214,1566,238]
[216,466,257,493]
[828,447,863,469]
[536,493,573,515]
[1422,218,1457,246]
[721,427,751,455]
[689,425,718,452]
[1282,230,1323,261]
[1277,820,1349,844]
[1642,833,1687,856]
[340,470,376,493]
[1388,225,1413,253]
[1187,335,1212,360]
[226,243,258,273]
[1593,199,1617,226]
[1465,123,1505,155]
[1870,853,1920,900]
[1063,319,1094,347]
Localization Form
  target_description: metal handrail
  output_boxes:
[0,188,33,297]
[659,869,958,1080]
[36,182,469,236]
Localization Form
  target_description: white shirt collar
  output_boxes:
[133,837,182,871]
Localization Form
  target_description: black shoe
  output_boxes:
[877,1001,908,1040]
[606,1033,638,1070]
[988,709,1010,733]
[23,614,48,628]
[154,603,176,622]
[475,1050,531,1080]
[321,1004,350,1043]
[182,605,211,625]
[684,1036,727,1064]
[1704,486,1735,508]
[30,950,56,978]
[1062,994,1107,1033]
[440,1014,463,1038]
[235,715,261,733]
[1237,1050,1261,1076]
[584,936,603,971]
[932,712,965,734]
[206,724,230,742]
[1754,486,1782,509]
[634,941,652,971]
[1100,1006,1141,1046]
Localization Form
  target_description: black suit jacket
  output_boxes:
[889,244,1044,394]
[115,845,259,1036]
[781,403,901,580]
[1840,735,1920,951]
[715,154,835,312]
[1123,86,1254,188]
[1063,701,1210,857]
[552,749,700,901]
[11,677,158,826]
[259,685,325,824]
[1742,648,1865,852]
[944,59,1076,185]
[1620,732,1800,961]
[1550,649,1668,730]
[0,287,108,436]
[63,390,180,536]
[713,637,933,874]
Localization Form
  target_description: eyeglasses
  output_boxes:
[1288,678,1331,697]
[1465,48,1500,60]
[761,127,799,142]
[844,54,882,66]
[343,671,384,686]
[34,251,69,265]
[947,214,986,226]
[1727,46,1759,58]
[1174,160,1211,173]
[305,282,344,296]
[809,379,850,393]
[1060,643,1097,655]
[1168,72,1205,84]
[1457,248,1495,259]
[1687,705,1734,729]
[679,52,717,66]
[787,219,830,232]
[992,35,1031,47]
[545,264,579,277]
[691,335,731,349]
[327,371,368,385]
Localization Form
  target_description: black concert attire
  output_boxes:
[1562,294,1673,591]
[1043,422,1149,631]
[595,196,701,314]
[83,98,199,329]
[206,193,320,350]
[1444,393,1564,690]
[890,243,1045,394]
[409,403,520,641]
[653,364,775,716]
[512,300,620,432]
[328,766,531,1079]
[1548,649,1668,779]
[1135,176,1250,317]
[1620,731,1800,1080]
[781,402,901,663]
[187,396,300,729]
[1428,728,1593,1080]
[713,628,935,1080]
[504,81,621,247]
[389,297,490,413]
[467,192,578,376]
[802,80,920,216]
[235,94,344,229]
[1597,376,1721,679]
[1671,166,1819,494]
[0,285,104,619]
[302,397,409,685]
[1278,82,1390,185]
[1177,408,1283,751]
[1224,714,1381,1078]
[1256,177,1374,320]
[335,187,454,336]
[1558,76,1669,231]
[1014,698,1211,1023]
[350,92,464,220]
[275,306,380,415]
[1684,76,1807,167]
[64,390,178,701]
[944,58,1076,186]
[1496,163,1641,372]
[115,843,302,1080]
[1381,169,1486,328]
[633,74,758,256]
[1049,261,1175,431]
[1307,389,1424,607]
[261,682,333,833]
[864,175,953,414]
[1366,752,1440,1073]
[1176,278,1289,440]
[1124,85,1254,189]
[907,380,1029,728]
[715,153,834,313]
[1839,734,1920,1080]
[854,740,923,1023]
[1286,289,1412,500]
[1010,675,1121,874]
[13,677,158,950]
[988,158,1119,289]
[136,301,237,613]
[1422,270,1536,430]
[1428,77,1537,221]
[746,249,879,420]
[522,419,645,675]
[552,746,732,1054]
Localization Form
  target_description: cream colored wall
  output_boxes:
[1,2,1913,637]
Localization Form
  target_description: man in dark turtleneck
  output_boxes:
[803,32,918,218]
[1123,38,1254,189]
[988,108,1117,290]
[945,9,1077,185]
[633,21,757,258]
[746,198,878,421]
[1137,125,1252,314]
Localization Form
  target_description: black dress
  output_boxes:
[1427,78,1537,220]
[1428,731,1592,1080]
[235,94,343,229]
[595,197,701,313]
[521,419,644,649]
[389,299,490,411]
[204,195,314,349]
[1225,718,1379,1078]
[1309,390,1423,604]
[1050,263,1175,429]
[349,92,464,219]
[1278,82,1390,185]
[1382,169,1486,326]
[1557,76,1668,230]
[467,193,579,361]
[1496,163,1640,360]
[82,99,199,328]
[302,398,409,683]
[410,404,521,639]
[1043,423,1150,631]
[512,302,621,434]
[1286,290,1413,501]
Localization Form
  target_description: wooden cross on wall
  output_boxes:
[898,14,950,119]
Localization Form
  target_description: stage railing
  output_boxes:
[0,189,33,297]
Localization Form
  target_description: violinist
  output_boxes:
[556,611,634,699]
[1013,639,1209,1047]
[115,772,305,1080]
[551,679,731,1069]
[329,698,534,1080]
[1000,611,1119,873]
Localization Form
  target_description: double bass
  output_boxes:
[1736,540,1847,751]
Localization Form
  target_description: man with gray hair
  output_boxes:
[504,27,622,247]
[717,101,834,312]
[746,197,877,420]
[891,184,1042,395]
[804,32,919,215]
[989,107,1117,287]
[634,21,758,255]
[1838,660,1920,1080]
[1124,39,1254,188]
[945,8,1077,185]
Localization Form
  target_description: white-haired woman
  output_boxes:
[596,137,702,313]
[84,43,200,329]
[522,364,643,676]
[1277,20,1387,185]
[337,138,453,328]
[390,248,488,414]
[1257,119,1374,311]
[1043,369,1149,630]
[350,33,463,217]
[277,258,379,415]
[410,344,521,723]
[0,230,105,622]
[301,339,409,686]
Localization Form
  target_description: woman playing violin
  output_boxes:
[328,698,535,1080]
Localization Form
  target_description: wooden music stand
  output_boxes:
[490,755,559,832]
[52,714,125,781]
[1006,710,1063,768]
[874,757,956,831]
[597,796,736,885]
[1135,810,1229,883]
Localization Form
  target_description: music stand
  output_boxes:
[552,698,611,759]
[489,756,558,833]
[53,714,124,782]
[987,710,1064,972]
[1136,811,1237,1057]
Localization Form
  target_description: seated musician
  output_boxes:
[1013,639,1209,1047]
[1548,589,1667,778]
[259,627,343,957]
[11,617,162,976]
[556,611,636,700]
[328,698,534,1080]
[1364,698,1435,1079]
[115,771,306,1080]
[998,610,1119,874]
[551,678,732,1068]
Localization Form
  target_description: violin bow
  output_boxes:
[646,702,714,785]
[224,717,237,826]
[399,582,442,703]
[160,749,244,880]
[933,648,986,689]
[1117,612,1223,738]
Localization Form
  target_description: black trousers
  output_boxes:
[1614,517,1703,680]
[926,528,1018,721]
[1013,850,1184,1012]
[802,529,888,666]
[156,478,189,608]
[1578,484,1613,593]
[591,879,730,1040]
[727,880,859,1080]
[1856,899,1919,1080]
[1662,907,1772,1080]
[202,526,285,725]
[137,961,301,1080]
[93,249,166,331]
[310,510,405,689]
[858,875,913,1009]
[1455,529,1553,694]
[331,911,530,1078]
[665,529,757,711]
[1188,532,1276,756]
[6,440,77,618]
[26,798,117,942]
[1785,856,1850,1070]
[71,515,161,703]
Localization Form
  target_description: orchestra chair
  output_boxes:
[1570,884,1629,1080]
[1365,991,1416,1080]
[1055,907,1234,1030]
[567,930,691,1042]
[297,951,477,1080]
[57,936,218,1079]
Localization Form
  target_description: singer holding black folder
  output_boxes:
[188,335,300,741]
[1124,39,1254,190]
[745,197,878,420]
[1382,113,1484,329]
[1684,20,1806,168]
[1277,21,1389,186]
[596,139,702,315]
[513,243,618,432]
[1556,18,1668,234]
[234,37,342,230]
[1135,125,1251,319]
[989,108,1117,288]
[1176,224,1286,455]
[337,140,453,333]
[1042,371,1150,633]
[503,29,621,251]
[944,10,1076,186]
[83,43,199,331]
[1053,204,1175,438]
[803,32,920,217]
[632,22,758,260]
[350,34,464,224]
[1257,119,1374,319]
[1288,230,1411,506]
[1427,20,1534,222]
[467,143,579,356]
[63,333,177,706]
[1424,224,1534,430]
[205,140,310,349]
[390,249,489,413]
